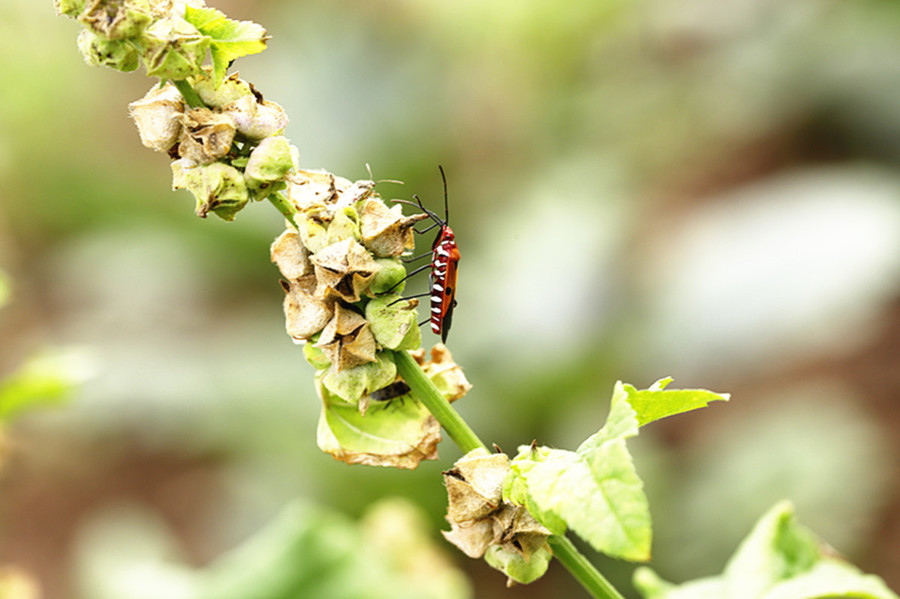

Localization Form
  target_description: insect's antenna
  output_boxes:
[438,165,449,224]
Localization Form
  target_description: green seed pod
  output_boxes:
[54,0,88,17]
[128,82,184,152]
[221,94,289,140]
[76,30,140,72]
[321,351,397,405]
[244,136,296,201]
[78,0,152,40]
[142,16,210,80]
[324,208,361,246]
[365,295,421,351]
[171,159,249,221]
[176,107,236,165]
[191,71,254,108]
[368,257,407,295]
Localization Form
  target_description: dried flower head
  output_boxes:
[310,238,379,303]
[143,15,209,80]
[78,0,153,40]
[176,107,236,164]
[315,303,377,372]
[442,449,551,566]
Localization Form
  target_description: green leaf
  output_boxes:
[634,501,899,599]
[504,379,729,562]
[184,6,267,87]
[0,349,95,421]
[505,385,651,560]
[621,378,729,428]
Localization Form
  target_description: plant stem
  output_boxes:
[548,536,625,599]
[173,79,204,108]
[392,350,487,454]
[268,191,299,229]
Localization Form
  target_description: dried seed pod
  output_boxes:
[280,276,333,343]
[171,159,249,221]
[359,199,429,258]
[310,238,379,303]
[411,344,472,403]
[176,107,236,165]
[444,450,510,523]
[128,82,184,152]
[78,0,152,40]
[76,29,141,72]
[442,449,551,568]
[221,94,288,140]
[316,303,377,372]
[286,170,375,221]
[143,15,210,80]
[271,228,313,280]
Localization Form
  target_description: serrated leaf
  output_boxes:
[184,6,267,87]
[621,378,729,428]
[506,385,651,560]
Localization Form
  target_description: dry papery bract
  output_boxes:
[442,450,550,561]
[410,345,472,403]
[315,302,377,372]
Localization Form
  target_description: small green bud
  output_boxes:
[222,94,289,140]
[78,0,152,40]
[368,258,407,295]
[365,295,421,351]
[484,543,552,586]
[191,70,254,107]
[176,107,236,165]
[244,136,296,201]
[55,0,88,17]
[128,82,184,152]
[171,159,249,221]
[76,30,140,72]
[143,16,210,80]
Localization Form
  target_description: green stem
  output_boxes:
[268,191,299,229]
[392,350,487,454]
[548,536,625,599]
[173,79,204,108]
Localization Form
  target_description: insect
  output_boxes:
[392,166,460,343]
[369,380,411,402]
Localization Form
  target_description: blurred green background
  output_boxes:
[1,0,899,597]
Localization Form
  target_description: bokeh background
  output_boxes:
[1,0,899,597]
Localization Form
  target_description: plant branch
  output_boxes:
[173,79,204,108]
[392,350,487,454]
[548,535,626,599]
[268,191,299,229]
